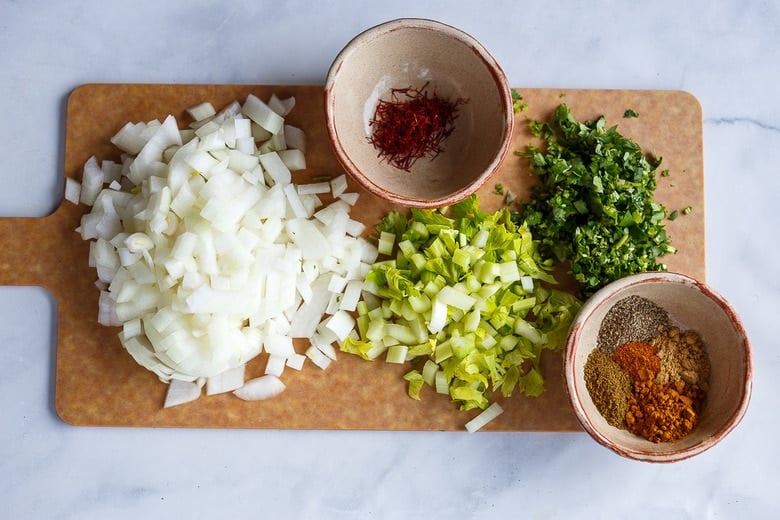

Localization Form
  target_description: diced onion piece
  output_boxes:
[305,345,331,370]
[339,280,363,312]
[313,342,336,361]
[267,93,296,117]
[330,174,348,198]
[279,149,306,171]
[243,94,284,135]
[186,102,216,122]
[206,364,245,395]
[64,177,82,205]
[284,124,306,152]
[286,353,306,371]
[259,151,291,185]
[464,402,504,433]
[338,192,359,206]
[323,310,355,341]
[233,375,286,401]
[264,355,287,377]
[164,379,203,408]
[264,334,295,358]
[80,156,104,206]
[297,182,331,196]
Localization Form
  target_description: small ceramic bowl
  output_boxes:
[324,18,514,208]
[563,272,752,463]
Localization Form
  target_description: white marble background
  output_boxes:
[1,0,777,518]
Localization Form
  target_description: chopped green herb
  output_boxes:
[494,183,505,195]
[661,169,670,177]
[668,210,679,221]
[515,104,676,297]
[624,109,640,118]
[511,90,528,113]
[683,206,693,215]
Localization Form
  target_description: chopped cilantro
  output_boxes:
[669,210,679,221]
[494,183,505,195]
[624,109,640,118]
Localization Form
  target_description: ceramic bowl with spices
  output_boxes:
[563,271,752,463]
[324,18,515,208]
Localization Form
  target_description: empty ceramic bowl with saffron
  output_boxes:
[324,18,515,208]
[563,272,752,463]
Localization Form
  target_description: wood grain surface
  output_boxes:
[0,84,704,431]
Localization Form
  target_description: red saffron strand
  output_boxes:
[368,83,467,171]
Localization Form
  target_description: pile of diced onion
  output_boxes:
[65,93,378,407]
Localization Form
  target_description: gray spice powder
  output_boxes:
[597,295,670,354]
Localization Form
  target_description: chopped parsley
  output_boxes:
[624,108,640,118]
[512,90,528,113]
[514,104,676,297]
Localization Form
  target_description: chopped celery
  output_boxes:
[340,195,581,417]
[403,370,425,400]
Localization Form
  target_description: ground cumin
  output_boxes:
[584,349,632,428]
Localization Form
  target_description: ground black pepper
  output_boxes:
[596,295,669,354]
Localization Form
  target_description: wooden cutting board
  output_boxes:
[0,84,704,431]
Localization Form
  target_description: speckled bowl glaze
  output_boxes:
[324,18,514,208]
[563,272,752,463]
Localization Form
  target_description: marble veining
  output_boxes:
[1,0,778,518]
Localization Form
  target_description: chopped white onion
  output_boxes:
[64,177,81,205]
[164,378,203,408]
[68,94,365,408]
[305,345,331,370]
[205,364,245,395]
[186,101,216,122]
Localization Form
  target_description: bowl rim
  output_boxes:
[563,271,753,463]
[323,18,515,208]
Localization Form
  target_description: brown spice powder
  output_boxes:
[653,326,711,391]
[625,379,705,443]
[584,349,632,428]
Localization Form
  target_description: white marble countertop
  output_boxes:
[1,0,777,517]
